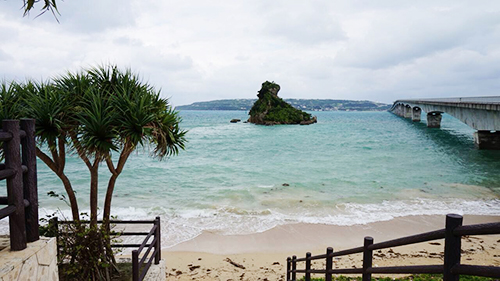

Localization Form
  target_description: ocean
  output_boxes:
[4,110,500,247]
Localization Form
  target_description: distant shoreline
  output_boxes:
[177,108,389,112]
[176,98,391,112]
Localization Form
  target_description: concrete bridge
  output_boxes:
[390,97,500,149]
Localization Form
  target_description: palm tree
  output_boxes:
[73,65,187,227]
[22,0,58,17]
[23,80,81,220]
[18,65,187,279]
[0,81,27,119]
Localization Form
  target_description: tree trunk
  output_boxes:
[35,148,80,220]
[103,174,118,226]
[103,145,132,226]
[102,148,132,268]
[89,162,99,227]
[59,173,80,221]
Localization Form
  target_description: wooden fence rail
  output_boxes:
[287,214,500,281]
[51,217,161,281]
[0,119,38,251]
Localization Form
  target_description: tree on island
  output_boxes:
[2,65,186,280]
[248,81,317,125]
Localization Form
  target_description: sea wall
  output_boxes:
[0,237,58,281]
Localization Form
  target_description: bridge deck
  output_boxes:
[397,96,500,104]
[391,96,500,148]
[393,97,500,112]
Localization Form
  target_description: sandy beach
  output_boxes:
[156,215,500,280]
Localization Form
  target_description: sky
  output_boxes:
[1,1,500,107]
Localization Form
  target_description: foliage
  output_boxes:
[0,81,26,160]
[22,0,59,18]
[0,81,25,122]
[259,81,281,96]
[248,81,314,124]
[57,223,115,280]
[59,263,132,281]
[40,212,123,280]
[39,192,124,280]
[264,102,312,123]
[7,64,187,280]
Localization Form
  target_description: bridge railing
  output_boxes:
[394,96,500,105]
[0,119,38,251]
[286,214,500,281]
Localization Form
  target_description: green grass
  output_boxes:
[297,274,498,281]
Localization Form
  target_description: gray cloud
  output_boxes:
[264,6,346,44]
[335,6,500,69]
[113,36,143,46]
[0,48,12,62]
[1,1,500,106]
[54,1,136,33]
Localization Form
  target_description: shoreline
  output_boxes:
[164,214,500,254]
[152,214,500,280]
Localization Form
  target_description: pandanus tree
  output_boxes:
[23,80,82,220]
[0,82,24,121]
[18,65,187,279]
[21,0,58,17]
[0,81,26,161]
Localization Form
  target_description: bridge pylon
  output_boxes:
[390,97,500,149]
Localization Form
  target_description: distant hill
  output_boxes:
[177,99,390,111]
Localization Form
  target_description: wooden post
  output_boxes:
[4,120,27,251]
[444,214,463,281]
[292,255,297,281]
[132,249,139,281]
[155,216,161,264]
[20,119,38,243]
[49,217,59,233]
[286,257,291,281]
[305,252,311,281]
[325,247,333,281]
[50,217,59,258]
[363,237,374,281]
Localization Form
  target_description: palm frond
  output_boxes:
[21,80,70,147]
[74,87,118,159]
[0,81,25,123]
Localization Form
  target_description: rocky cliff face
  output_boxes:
[248,81,317,125]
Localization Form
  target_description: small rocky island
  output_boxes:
[248,81,317,125]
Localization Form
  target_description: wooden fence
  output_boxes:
[0,119,38,251]
[52,217,161,281]
[287,214,500,281]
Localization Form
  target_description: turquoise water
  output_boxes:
[13,111,500,246]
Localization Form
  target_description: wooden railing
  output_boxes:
[0,119,38,251]
[287,214,500,281]
[129,217,161,281]
[52,217,161,281]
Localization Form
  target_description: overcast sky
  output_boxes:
[1,1,500,106]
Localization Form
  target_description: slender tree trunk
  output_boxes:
[36,148,80,220]
[89,161,99,227]
[103,144,132,225]
[103,174,118,225]
[102,173,118,267]
[102,146,132,268]
[59,173,80,221]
